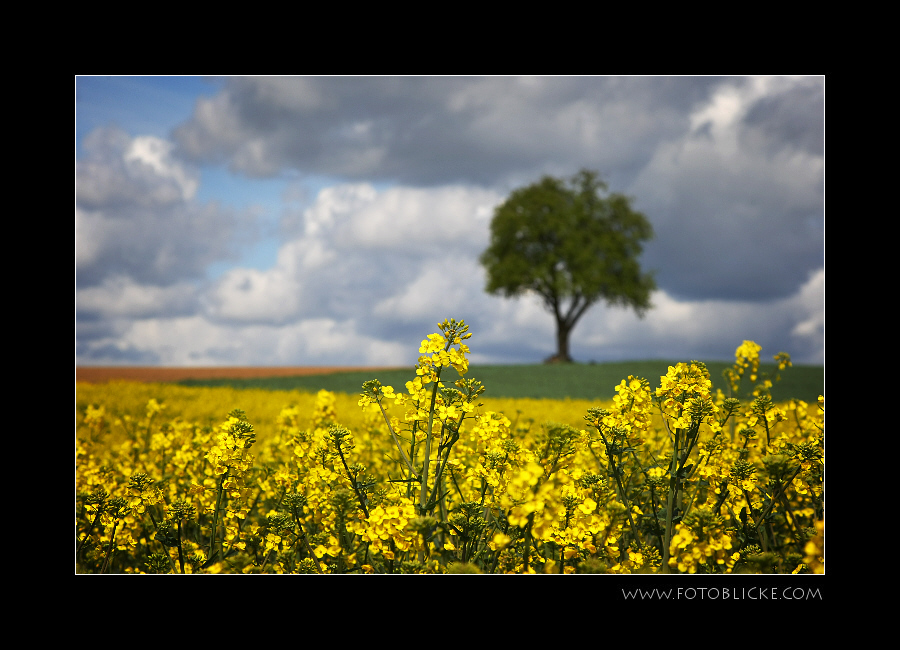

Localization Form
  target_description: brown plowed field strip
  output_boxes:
[76,367,402,384]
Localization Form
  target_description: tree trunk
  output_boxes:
[547,318,573,363]
[540,292,592,364]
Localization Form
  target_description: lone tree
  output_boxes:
[480,169,656,363]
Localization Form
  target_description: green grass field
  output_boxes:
[178,360,824,403]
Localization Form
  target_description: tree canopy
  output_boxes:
[480,169,656,362]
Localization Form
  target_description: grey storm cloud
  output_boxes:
[172,76,726,189]
[742,81,825,157]
[76,125,258,289]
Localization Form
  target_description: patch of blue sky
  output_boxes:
[75,76,220,154]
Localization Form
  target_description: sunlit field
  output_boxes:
[75,319,823,574]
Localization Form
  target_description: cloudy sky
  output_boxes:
[75,76,824,368]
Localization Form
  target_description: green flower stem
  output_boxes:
[521,511,536,573]
[334,442,369,518]
[175,520,185,574]
[424,443,448,515]
[259,549,274,573]
[755,465,803,533]
[710,480,730,516]
[661,425,680,574]
[100,521,119,573]
[205,470,227,566]
[672,425,705,524]
[611,457,642,548]
[675,415,702,477]
[804,477,823,518]
[77,510,104,555]
[291,511,323,574]
[776,489,802,549]
[424,425,460,515]
[595,428,642,549]
[375,397,418,480]
[419,363,444,516]
[648,486,666,543]
[387,538,397,574]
